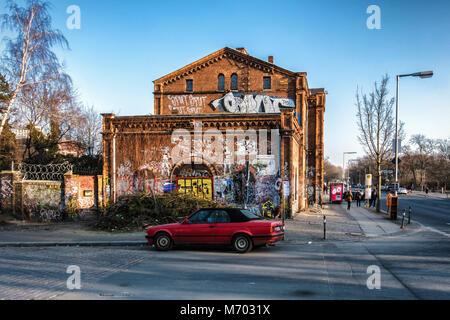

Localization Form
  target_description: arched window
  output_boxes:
[218,74,225,91]
[231,73,238,90]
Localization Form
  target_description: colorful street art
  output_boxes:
[211,92,295,114]
[177,177,213,200]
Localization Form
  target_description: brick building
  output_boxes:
[102,47,326,216]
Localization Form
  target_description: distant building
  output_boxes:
[11,128,86,160]
[57,140,86,158]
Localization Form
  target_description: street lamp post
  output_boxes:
[347,159,358,186]
[395,71,433,195]
[343,152,357,187]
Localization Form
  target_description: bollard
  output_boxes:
[408,206,411,225]
[401,210,406,229]
[323,215,327,240]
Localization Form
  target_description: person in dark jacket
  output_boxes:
[355,190,362,207]
[371,189,378,208]
[346,190,353,210]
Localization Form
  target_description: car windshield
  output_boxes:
[240,209,262,220]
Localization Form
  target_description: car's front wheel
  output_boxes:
[232,234,253,253]
[154,233,173,251]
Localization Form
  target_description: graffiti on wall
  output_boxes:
[211,92,295,114]
[1,178,13,200]
[168,95,208,114]
[23,183,63,221]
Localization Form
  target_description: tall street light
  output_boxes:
[347,159,358,186]
[395,71,434,194]
[343,152,357,186]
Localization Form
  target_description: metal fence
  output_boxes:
[14,162,73,182]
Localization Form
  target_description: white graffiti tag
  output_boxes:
[211,92,295,114]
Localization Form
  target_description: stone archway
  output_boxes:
[170,157,216,181]
[170,157,217,200]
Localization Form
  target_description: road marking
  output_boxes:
[408,220,450,238]
[424,226,450,238]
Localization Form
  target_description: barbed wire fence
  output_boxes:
[14,162,73,181]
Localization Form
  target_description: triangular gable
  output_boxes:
[153,47,298,86]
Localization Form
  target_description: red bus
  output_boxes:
[330,183,344,203]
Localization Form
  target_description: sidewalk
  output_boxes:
[284,201,420,244]
[345,204,420,237]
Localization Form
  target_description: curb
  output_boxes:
[0,240,148,248]
[361,208,422,237]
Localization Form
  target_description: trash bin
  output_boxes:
[390,196,398,220]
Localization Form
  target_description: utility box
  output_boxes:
[390,196,398,220]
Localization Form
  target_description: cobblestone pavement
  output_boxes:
[0,246,147,300]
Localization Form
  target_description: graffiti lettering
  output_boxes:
[168,95,208,114]
[211,92,295,113]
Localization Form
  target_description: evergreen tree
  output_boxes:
[0,121,17,170]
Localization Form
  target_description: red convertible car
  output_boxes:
[146,208,285,253]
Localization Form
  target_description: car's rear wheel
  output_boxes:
[154,233,173,251]
[232,234,253,253]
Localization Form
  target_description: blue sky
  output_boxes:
[2,0,449,166]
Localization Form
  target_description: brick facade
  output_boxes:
[102,47,326,216]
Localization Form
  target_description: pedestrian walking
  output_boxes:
[371,189,378,208]
[386,191,393,214]
[355,189,362,207]
[346,189,353,210]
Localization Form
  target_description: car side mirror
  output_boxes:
[182,218,189,224]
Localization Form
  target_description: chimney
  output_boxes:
[268,56,274,64]
[236,47,248,55]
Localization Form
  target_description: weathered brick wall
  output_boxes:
[21,181,63,220]
[64,174,100,215]
[154,48,303,117]
[0,171,20,214]
[0,170,102,220]
[102,47,326,215]
[307,92,326,204]
[102,113,292,216]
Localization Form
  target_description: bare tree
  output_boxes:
[0,0,69,136]
[323,157,343,184]
[15,74,84,161]
[356,75,403,212]
[408,134,434,189]
[74,105,102,157]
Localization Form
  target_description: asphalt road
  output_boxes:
[1,230,448,300]
[1,199,448,301]
[378,192,450,235]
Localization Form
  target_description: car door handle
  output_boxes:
[209,225,215,228]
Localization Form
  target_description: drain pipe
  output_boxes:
[112,127,117,203]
